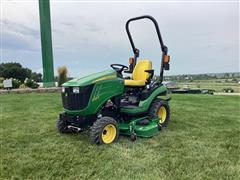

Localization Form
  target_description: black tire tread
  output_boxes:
[148,99,170,128]
[90,116,119,145]
[56,118,69,133]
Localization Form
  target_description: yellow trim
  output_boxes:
[102,124,117,144]
[124,79,146,86]
[93,75,116,83]
[157,106,167,124]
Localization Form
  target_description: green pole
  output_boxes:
[38,0,55,87]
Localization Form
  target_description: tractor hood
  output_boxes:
[62,69,117,87]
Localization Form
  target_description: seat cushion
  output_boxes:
[124,79,146,86]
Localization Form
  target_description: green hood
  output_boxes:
[62,69,117,87]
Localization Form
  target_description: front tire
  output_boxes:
[90,117,119,145]
[149,99,170,128]
[56,118,69,133]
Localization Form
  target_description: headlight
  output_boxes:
[73,87,79,94]
[62,87,65,93]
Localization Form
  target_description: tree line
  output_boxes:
[0,62,42,83]
[0,62,69,88]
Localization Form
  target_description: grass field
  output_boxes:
[1,93,240,179]
[177,79,240,93]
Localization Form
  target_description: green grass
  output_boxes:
[178,80,240,93]
[1,93,240,179]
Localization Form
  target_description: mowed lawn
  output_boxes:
[0,93,240,179]
[178,81,240,93]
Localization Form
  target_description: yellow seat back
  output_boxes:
[132,60,152,82]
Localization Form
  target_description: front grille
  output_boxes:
[62,84,94,110]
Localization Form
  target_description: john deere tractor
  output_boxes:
[57,15,171,144]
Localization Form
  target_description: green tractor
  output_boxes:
[57,15,171,144]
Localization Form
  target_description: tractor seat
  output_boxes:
[124,60,152,87]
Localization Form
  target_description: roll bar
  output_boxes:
[125,15,169,83]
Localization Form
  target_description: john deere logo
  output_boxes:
[92,95,99,101]
[92,85,102,101]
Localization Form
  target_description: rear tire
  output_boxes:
[90,117,119,145]
[148,99,170,128]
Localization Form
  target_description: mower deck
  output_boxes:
[119,117,160,138]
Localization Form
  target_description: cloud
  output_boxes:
[1,1,239,76]
[59,21,75,27]
[84,23,102,32]
[2,20,39,38]
[2,20,40,51]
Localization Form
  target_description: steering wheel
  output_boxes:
[110,64,128,74]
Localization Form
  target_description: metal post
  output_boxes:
[38,0,55,87]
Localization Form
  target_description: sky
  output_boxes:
[1,0,239,77]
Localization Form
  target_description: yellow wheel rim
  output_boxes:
[157,106,167,124]
[102,124,117,144]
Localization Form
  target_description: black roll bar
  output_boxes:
[125,15,169,83]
